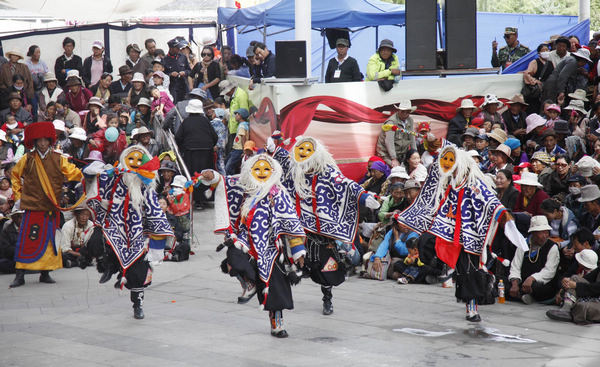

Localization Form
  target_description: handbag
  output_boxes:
[365,252,391,281]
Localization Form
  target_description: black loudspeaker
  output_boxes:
[275,40,307,78]
[325,28,351,49]
[406,0,438,70]
[445,0,477,69]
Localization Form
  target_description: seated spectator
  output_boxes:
[53,119,70,152]
[477,94,503,127]
[65,127,90,168]
[546,248,600,323]
[0,50,34,111]
[250,42,275,86]
[393,238,443,284]
[38,72,66,118]
[89,72,112,104]
[415,121,430,153]
[125,43,150,76]
[487,143,513,174]
[375,100,417,167]
[156,160,178,197]
[530,151,553,188]
[55,101,81,128]
[544,154,571,200]
[0,130,14,170]
[513,172,550,216]
[0,204,23,274]
[0,92,33,125]
[209,106,228,174]
[540,198,578,248]
[150,86,175,116]
[191,46,221,99]
[369,215,419,279]
[83,97,106,135]
[134,97,152,127]
[325,38,362,83]
[544,47,592,105]
[127,72,149,108]
[544,103,561,129]
[60,205,96,268]
[554,228,596,296]
[132,126,159,157]
[2,115,24,146]
[504,137,526,164]
[502,94,528,140]
[461,127,478,151]
[227,54,251,78]
[525,113,547,145]
[508,215,559,304]
[366,39,400,84]
[562,99,587,138]
[495,169,519,211]
[362,160,389,196]
[475,133,490,170]
[379,165,409,196]
[10,75,33,112]
[0,175,12,201]
[65,77,92,113]
[564,175,586,218]
[578,184,600,234]
[225,108,249,175]
[377,183,406,227]
[403,149,427,183]
[89,114,127,164]
[403,179,421,205]
[538,129,566,158]
[150,59,170,91]
[447,99,477,145]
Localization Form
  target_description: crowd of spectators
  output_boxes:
[0,28,599,324]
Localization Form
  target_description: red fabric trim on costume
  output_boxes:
[311,176,321,232]
[245,207,258,260]
[295,193,302,218]
[433,186,464,269]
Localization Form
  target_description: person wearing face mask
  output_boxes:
[564,175,586,219]
[54,101,81,128]
[523,44,554,115]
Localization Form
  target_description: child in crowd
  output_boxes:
[150,86,175,116]
[90,113,127,164]
[475,133,490,171]
[544,104,561,129]
[150,71,173,100]
[0,130,14,171]
[165,175,191,262]
[0,176,13,201]
[225,108,249,175]
[2,115,24,146]
[415,121,430,154]
[393,238,443,284]
[241,140,257,166]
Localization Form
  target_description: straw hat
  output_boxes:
[575,249,598,270]
[506,94,529,106]
[568,88,589,102]
[456,99,476,111]
[525,113,547,134]
[514,171,543,188]
[5,50,23,60]
[578,184,600,202]
[393,100,417,112]
[486,128,507,143]
[528,215,552,232]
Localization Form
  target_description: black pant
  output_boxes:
[183,149,214,205]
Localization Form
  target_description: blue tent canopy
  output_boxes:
[218,0,405,29]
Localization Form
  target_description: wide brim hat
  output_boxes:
[132,126,154,140]
[568,88,589,102]
[462,127,480,139]
[456,99,477,111]
[490,144,513,162]
[65,78,82,87]
[87,97,104,108]
[578,184,600,202]
[72,202,92,214]
[542,129,557,139]
[525,113,547,134]
[219,80,236,95]
[531,151,552,166]
[84,150,104,162]
[467,149,482,159]
[52,119,66,132]
[137,98,152,108]
[506,93,529,106]
[24,121,57,149]
[575,249,598,270]
[5,50,23,59]
[393,99,417,112]
[514,171,543,188]
[388,166,410,180]
[377,39,397,53]
[403,179,421,190]
[486,128,508,143]
[43,72,58,83]
[159,160,178,173]
[7,92,21,102]
[69,127,87,141]
[572,48,592,64]
[564,99,587,115]
[185,99,205,114]
[172,175,187,188]
[528,215,553,232]
[118,65,133,76]
[131,73,145,83]
[481,94,503,108]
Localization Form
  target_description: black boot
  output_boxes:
[321,286,333,315]
[39,271,56,284]
[9,269,25,288]
[98,257,117,284]
[131,290,145,319]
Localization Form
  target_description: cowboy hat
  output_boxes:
[514,171,543,188]
[185,99,204,114]
[528,215,552,232]
[456,99,476,111]
[575,249,598,270]
[393,100,417,112]
[486,128,507,144]
[506,94,529,106]
[578,184,600,202]
[567,88,589,102]
[132,126,154,140]
[491,144,513,162]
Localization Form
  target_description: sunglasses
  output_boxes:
[201,53,212,57]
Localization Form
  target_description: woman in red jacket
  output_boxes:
[513,171,550,216]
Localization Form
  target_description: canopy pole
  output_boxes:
[320,30,326,82]
[375,26,379,52]
[579,0,590,21]
[295,0,311,77]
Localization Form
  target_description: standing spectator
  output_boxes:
[82,40,113,88]
[366,39,400,83]
[491,27,530,70]
[179,39,198,72]
[547,37,571,68]
[25,45,49,118]
[190,46,221,100]
[37,72,65,118]
[0,92,33,125]
[54,37,83,88]
[225,108,250,175]
[247,45,262,81]
[175,99,217,209]
[9,75,33,113]
[141,38,158,65]
[163,38,191,103]
[375,100,417,167]
[447,99,477,145]
[219,79,249,151]
[210,106,229,174]
[325,38,362,83]
[250,42,276,87]
[163,88,206,134]
[65,77,92,113]
[0,50,34,110]
[502,94,528,141]
[126,43,150,77]
[90,72,112,103]
[109,65,133,102]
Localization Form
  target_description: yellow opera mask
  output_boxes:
[251,159,273,182]
[439,150,456,173]
[294,141,315,162]
[125,149,145,170]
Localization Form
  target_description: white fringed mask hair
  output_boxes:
[238,154,283,217]
[290,136,338,199]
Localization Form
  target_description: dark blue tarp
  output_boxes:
[218,0,405,28]
[502,19,590,74]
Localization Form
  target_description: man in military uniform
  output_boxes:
[492,27,530,70]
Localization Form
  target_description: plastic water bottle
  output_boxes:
[498,279,505,304]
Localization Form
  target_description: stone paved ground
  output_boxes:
[1,209,599,366]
